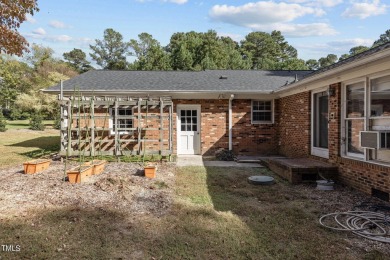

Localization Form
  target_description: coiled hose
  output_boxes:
[319,211,390,243]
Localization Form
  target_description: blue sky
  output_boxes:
[20,0,389,64]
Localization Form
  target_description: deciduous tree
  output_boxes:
[318,54,337,68]
[305,59,319,70]
[372,29,390,47]
[0,0,39,56]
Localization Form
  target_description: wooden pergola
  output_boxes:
[59,95,173,158]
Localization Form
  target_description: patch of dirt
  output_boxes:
[0,161,176,219]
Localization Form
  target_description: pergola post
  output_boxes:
[90,97,95,157]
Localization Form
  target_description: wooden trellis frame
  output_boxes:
[59,95,173,158]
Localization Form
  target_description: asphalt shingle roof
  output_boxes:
[46,70,312,93]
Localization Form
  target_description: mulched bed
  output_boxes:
[0,161,176,219]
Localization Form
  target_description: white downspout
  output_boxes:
[229,94,235,151]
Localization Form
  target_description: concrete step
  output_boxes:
[235,155,261,163]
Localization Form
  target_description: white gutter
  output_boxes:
[43,89,273,95]
[229,94,235,151]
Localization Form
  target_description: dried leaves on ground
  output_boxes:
[0,161,175,219]
[0,162,389,259]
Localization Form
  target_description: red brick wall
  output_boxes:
[328,83,341,161]
[173,99,278,156]
[336,157,390,196]
[278,92,311,158]
[67,99,279,156]
[231,99,278,155]
[173,99,228,156]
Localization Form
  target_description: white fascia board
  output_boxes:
[45,89,277,99]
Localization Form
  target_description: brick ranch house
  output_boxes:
[45,42,390,198]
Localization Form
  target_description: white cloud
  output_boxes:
[317,0,344,7]
[23,32,72,42]
[74,37,94,47]
[164,0,187,3]
[32,27,46,36]
[210,2,325,25]
[287,0,343,7]
[217,32,244,42]
[52,35,73,42]
[251,22,338,37]
[327,38,374,47]
[49,20,71,29]
[25,14,37,24]
[209,1,338,37]
[136,0,188,4]
[296,38,374,58]
[342,0,388,19]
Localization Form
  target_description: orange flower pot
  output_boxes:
[83,160,107,175]
[67,165,93,184]
[144,166,157,179]
[23,159,51,174]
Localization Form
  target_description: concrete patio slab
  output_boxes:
[177,155,263,168]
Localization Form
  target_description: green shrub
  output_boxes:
[53,112,61,130]
[29,112,45,131]
[0,110,7,132]
[215,149,235,161]
[9,107,30,120]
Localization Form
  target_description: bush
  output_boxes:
[0,110,7,132]
[53,116,61,130]
[9,107,30,120]
[215,149,235,161]
[29,112,45,131]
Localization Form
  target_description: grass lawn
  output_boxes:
[0,128,59,168]
[0,126,387,259]
[6,120,55,130]
[0,165,388,259]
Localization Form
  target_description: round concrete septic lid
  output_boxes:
[248,176,275,185]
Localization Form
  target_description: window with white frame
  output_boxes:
[369,75,390,163]
[342,74,390,164]
[252,100,273,124]
[109,107,133,135]
[344,82,365,157]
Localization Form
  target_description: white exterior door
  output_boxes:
[311,88,329,158]
[177,105,201,155]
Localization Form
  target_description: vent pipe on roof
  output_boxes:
[219,75,228,79]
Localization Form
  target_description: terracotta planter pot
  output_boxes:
[67,165,93,184]
[23,159,51,174]
[144,165,157,179]
[83,160,107,175]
